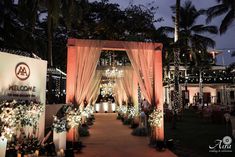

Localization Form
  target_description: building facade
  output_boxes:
[163,65,235,109]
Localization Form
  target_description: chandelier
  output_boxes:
[105,66,123,78]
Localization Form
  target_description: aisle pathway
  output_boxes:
[77,113,176,157]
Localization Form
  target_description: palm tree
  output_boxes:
[172,0,180,129]
[206,0,235,34]
[169,1,218,65]
[160,0,217,124]
[176,1,218,109]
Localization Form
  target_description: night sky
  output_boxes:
[89,0,235,65]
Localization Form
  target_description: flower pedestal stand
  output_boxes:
[0,137,7,157]
[53,130,66,152]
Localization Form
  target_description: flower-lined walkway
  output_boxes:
[77,113,176,157]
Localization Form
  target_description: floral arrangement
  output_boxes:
[0,100,44,139]
[52,116,67,133]
[119,105,127,115]
[82,105,94,118]
[52,105,82,131]
[66,108,82,128]
[0,103,16,139]
[127,106,139,119]
[148,108,163,128]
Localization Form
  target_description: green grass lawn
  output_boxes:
[164,109,235,157]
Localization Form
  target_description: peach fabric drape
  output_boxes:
[121,69,133,102]
[74,40,103,106]
[124,42,155,105]
[86,71,102,105]
[114,78,127,105]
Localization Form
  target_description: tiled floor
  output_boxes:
[76,113,177,157]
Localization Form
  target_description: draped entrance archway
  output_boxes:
[66,38,164,140]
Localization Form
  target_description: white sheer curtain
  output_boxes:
[123,42,155,105]
[74,40,103,107]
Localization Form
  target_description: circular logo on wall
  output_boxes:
[15,62,30,81]
[222,136,232,145]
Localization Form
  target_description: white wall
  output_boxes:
[187,86,217,104]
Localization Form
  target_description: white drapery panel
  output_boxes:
[74,40,103,106]
[86,71,102,105]
[123,42,154,105]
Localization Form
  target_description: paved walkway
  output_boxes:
[77,113,176,157]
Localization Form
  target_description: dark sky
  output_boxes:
[90,0,235,65]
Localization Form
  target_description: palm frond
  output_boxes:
[192,34,216,48]
[191,25,218,34]
[206,4,228,23]
[157,26,174,34]
[220,9,235,34]
[232,51,235,57]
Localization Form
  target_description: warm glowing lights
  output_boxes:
[52,116,67,133]
[94,103,116,112]
[103,102,108,112]
[66,108,82,128]
[118,105,127,115]
[148,108,163,128]
[104,66,123,78]
[95,103,100,112]
[83,105,94,117]
[111,103,116,111]
[0,100,44,139]
[128,106,138,118]
[100,81,115,96]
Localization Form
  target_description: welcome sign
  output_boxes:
[0,52,47,138]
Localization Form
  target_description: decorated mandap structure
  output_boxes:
[66,39,164,141]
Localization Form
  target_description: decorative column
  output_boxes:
[66,39,77,104]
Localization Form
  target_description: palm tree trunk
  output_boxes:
[174,0,180,42]
[172,0,180,129]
